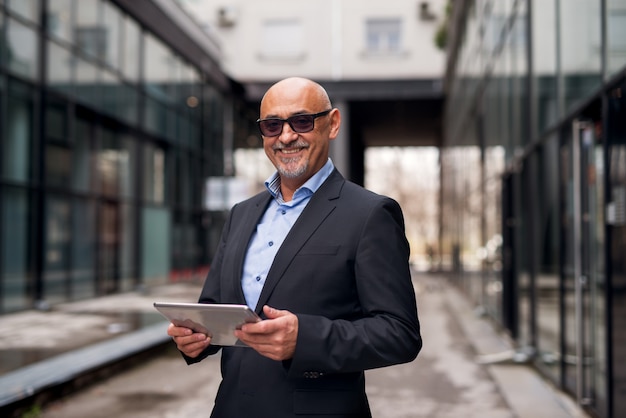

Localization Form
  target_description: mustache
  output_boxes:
[272,141,309,151]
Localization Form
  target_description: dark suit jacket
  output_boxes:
[189,169,422,417]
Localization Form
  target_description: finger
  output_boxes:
[175,333,211,356]
[263,305,288,319]
[167,323,193,337]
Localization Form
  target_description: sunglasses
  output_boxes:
[256,109,332,137]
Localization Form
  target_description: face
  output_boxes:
[259,78,340,188]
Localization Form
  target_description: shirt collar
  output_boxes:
[265,159,335,202]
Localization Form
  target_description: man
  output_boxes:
[168,77,422,417]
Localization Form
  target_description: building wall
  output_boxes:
[0,0,244,312]
[176,0,447,82]
[443,1,626,417]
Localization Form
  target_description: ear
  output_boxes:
[328,108,341,141]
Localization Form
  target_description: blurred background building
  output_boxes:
[1,0,625,417]
[0,0,250,312]
[442,1,626,418]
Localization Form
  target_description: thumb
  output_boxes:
[263,305,288,319]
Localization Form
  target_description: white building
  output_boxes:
[176,0,448,183]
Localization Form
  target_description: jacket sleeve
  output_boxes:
[288,197,422,376]
[182,205,237,364]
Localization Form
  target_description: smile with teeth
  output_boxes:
[280,148,302,154]
[276,146,307,155]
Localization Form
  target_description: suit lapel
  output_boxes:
[254,170,345,311]
[232,192,273,304]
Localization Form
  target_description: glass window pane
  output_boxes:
[366,18,401,54]
[2,187,30,312]
[97,202,117,294]
[7,0,39,22]
[46,144,72,186]
[71,198,96,299]
[72,117,94,192]
[536,137,561,381]
[117,84,139,125]
[143,143,165,204]
[74,55,98,105]
[119,203,135,291]
[102,1,120,68]
[6,17,39,79]
[119,136,136,198]
[141,206,170,284]
[43,196,70,305]
[47,0,73,43]
[75,0,100,59]
[607,1,626,78]
[560,0,602,111]
[122,16,140,82]
[47,40,73,95]
[99,128,120,196]
[144,32,173,100]
[3,92,32,182]
[99,68,119,116]
[145,95,168,136]
[532,0,558,133]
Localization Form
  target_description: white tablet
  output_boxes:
[154,302,261,347]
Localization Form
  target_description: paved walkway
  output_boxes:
[0,273,588,417]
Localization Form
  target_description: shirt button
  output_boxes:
[281,210,286,215]
[256,276,261,282]
[268,241,274,246]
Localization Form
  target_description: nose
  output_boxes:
[277,121,298,142]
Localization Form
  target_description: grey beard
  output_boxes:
[277,158,308,179]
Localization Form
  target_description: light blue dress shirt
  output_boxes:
[241,159,335,310]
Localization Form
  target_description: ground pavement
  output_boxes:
[0,273,588,418]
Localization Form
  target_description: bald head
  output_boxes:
[260,77,332,116]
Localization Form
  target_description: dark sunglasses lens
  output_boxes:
[259,119,283,136]
[289,115,314,133]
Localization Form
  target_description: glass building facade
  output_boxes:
[0,0,248,312]
[443,1,626,417]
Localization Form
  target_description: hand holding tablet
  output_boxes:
[154,302,261,347]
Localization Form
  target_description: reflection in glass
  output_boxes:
[561,122,607,409]
[119,203,135,292]
[145,96,165,136]
[75,0,99,58]
[606,1,626,78]
[143,143,166,204]
[46,145,72,186]
[122,16,140,82]
[144,32,176,102]
[44,196,70,305]
[47,41,73,95]
[6,17,39,79]
[7,0,39,22]
[98,203,117,294]
[3,93,31,182]
[74,55,98,106]
[47,0,73,43]
[583,125,607,414]
[1,187,30,312]
[119,135,136,198]
[71,198,96,299]
[102,1,121,68]
[100,68,119,116]
[532,0,558,133]
[99,128,120,197]
[560,0,601,111]
[536,136,561,382]
[142,207,170,284]
[72,118,93,192]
